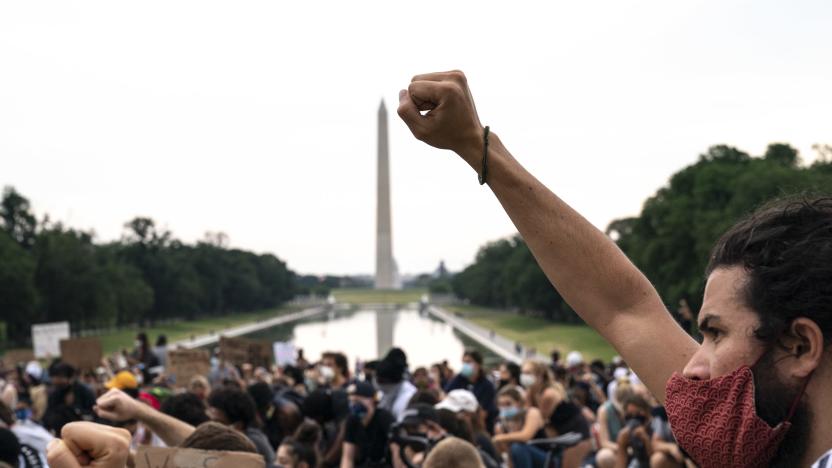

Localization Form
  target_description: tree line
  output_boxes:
[452,143,832,321]
[0,189,295,347]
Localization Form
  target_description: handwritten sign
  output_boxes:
[1,348,35,369]
[168,349,211,387]
[32,321,70,358]
[219,336,272,368]
[272,341,296,367]
[136,446,264,468]
[59,337,102,371]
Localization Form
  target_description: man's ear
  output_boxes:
[783,317,824,378]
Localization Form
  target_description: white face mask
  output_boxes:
[319,365,335,382]
[520,373,536,388]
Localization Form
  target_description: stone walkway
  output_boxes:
[170,306,327,350]
[427,305,544,364]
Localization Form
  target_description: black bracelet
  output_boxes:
[478,126,490,185]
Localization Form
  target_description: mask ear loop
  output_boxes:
[784,371,813,424]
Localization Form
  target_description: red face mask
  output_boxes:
[665,363,807,468]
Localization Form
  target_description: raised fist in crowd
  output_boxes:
[46,421,131,468]
[397,71,485,164]
[95,388,144,422]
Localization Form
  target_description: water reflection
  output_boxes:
[243,306,498,370]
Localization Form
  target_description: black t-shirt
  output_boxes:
[344,408,394,467]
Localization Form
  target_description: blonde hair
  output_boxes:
[423,437,484,468]
[523,360,565,408]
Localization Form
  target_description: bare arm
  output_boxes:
[340,442,356,468]
[397,71,698,402]
[95,389,195,447]
[493,408,544,444]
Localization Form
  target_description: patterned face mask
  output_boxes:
[665,362,809,468]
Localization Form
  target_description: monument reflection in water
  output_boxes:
[243,307,498,370]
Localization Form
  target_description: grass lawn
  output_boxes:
[448,304,618,362]
[333,288,426,305]
[90,306,300,355]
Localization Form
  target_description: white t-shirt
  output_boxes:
[812,449,832,468]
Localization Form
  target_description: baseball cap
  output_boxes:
[105,370,138,390]
[402,403,439,425]
[435,389,478,413]
[565,351,584,368]
[347,381,377,399]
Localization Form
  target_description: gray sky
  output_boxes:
[2,1,830,276]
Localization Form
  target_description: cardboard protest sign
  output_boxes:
[31,321,70,358]
[219,336,272,368]
[167,348,211,387]
[1,348,35,369]
[136,446,264,468]
[59,337,102,371]
[272,341,296,367]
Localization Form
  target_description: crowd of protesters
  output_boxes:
[0,331,695,468]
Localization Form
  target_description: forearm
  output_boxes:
[457,133,696,398]
[136,404,195,447]
[460,134,659,329]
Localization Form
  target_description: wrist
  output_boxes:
[456,126,489,170]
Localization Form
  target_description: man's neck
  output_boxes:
[802,378,832,466]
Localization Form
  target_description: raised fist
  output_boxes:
[398,70,484,162]
[47,421,131,468]
[95,388,144,422]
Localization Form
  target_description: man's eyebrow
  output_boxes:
[699,314,722,329]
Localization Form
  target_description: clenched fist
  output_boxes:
[95,388,145,422]
[398,70,485,165]
[47,422,131,468]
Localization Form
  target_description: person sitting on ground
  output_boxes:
[302,388,347,467]
[375,349,416,421]
[422,437,484,468]
[0,399,52,466]
[649,405,694,468]
[444,350,497,432]
[497,361,521,390]
[398,72,832,465]
[340,381,393,468]
[435,389,497,462]
[390,403,448,468]
[277,421,322,468]
[435,408,499,468]
[42,362,95,435]
[492,385,548,468]
[248,381,303,450]
[160,392,210,427]
[207,386,275,466]
[188,375,211,401]
[615,394,654,468]
[321,352,351,390]
[596,380,636,468]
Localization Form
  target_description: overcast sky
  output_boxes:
[2,1,830,276]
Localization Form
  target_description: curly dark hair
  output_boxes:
[707,196,832,348]
[207,386,259,429]
[160,393,209,427]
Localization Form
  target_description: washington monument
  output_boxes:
[375,100,400,289]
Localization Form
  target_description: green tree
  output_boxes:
[0,231,38,340]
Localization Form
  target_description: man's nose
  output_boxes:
[682,348,710,381]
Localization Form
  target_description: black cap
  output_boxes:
[401,403,439,425]
[347,381,377,399]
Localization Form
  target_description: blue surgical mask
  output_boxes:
[500,406,520,419]
[349,401,368,418]
[460,363,474,378]
[15,407,32,421]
